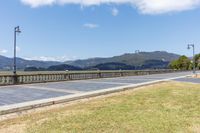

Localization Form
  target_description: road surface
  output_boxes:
[0,71,194,107]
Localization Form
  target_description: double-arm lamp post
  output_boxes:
[13,26,21,75]
[187,44,195,74]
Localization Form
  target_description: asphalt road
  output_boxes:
[0,71,194,106]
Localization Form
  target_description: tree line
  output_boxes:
[169,54,200,70]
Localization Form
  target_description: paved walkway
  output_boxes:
[0,72,193,106]
[174,77,200,84]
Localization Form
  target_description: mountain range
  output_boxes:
[65,51,180,69]
[0,55,60,70]
[0,51,180,71]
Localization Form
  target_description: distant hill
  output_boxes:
[0,55,61,70]
[86,60,170,70]
[65,51,180,68]
[139,60,170,69]
[0,51,180,71]
[24,64,82,71]
[47,64,82,71]
[88,62,136,70]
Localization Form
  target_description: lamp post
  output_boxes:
[187,44,195,74]
[13,26,21,76]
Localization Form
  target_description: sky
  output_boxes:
[0,0,200,61]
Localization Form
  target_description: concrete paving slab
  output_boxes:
[88,78,155,84]
[32,81,125,92]
[75,80,131,85]
[0,86,70,106]
[22,85,84,94]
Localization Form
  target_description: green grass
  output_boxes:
[0,81,200,133]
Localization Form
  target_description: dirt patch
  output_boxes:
[191,74,200,78]
[189,125,200,132]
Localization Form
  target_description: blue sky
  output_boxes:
[0,0,200,61]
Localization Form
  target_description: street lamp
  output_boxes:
[13,26,21,75]
[187,44,195,74]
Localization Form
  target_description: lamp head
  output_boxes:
[187,45,190,50]
[15,26,21,33]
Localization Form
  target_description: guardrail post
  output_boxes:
[68,74,71,80]
[13,74,18,84]
[98,72,102,78]
[120,72,124,77]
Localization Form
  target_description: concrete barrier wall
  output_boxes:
[0,70,179,85]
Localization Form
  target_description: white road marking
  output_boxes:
[72,80,130,85]
[21,85,84,94]
[113,78,154,81]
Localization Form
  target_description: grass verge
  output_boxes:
[0,81,200,133]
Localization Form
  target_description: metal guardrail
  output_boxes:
[0,70,178,85]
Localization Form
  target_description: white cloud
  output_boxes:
[111,7,119,16]
[83,23,99,29]
[21,0,55,8]
[21,0,200,14]
[0,49,8,54]
[24,55,77,62]
[133,0,200,14]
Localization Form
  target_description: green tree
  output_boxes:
[169,55,191,70]
[194,54,200,69]
[177,56,190,70]
[169,60,179,70]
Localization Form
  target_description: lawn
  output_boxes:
[0,81,200,133]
